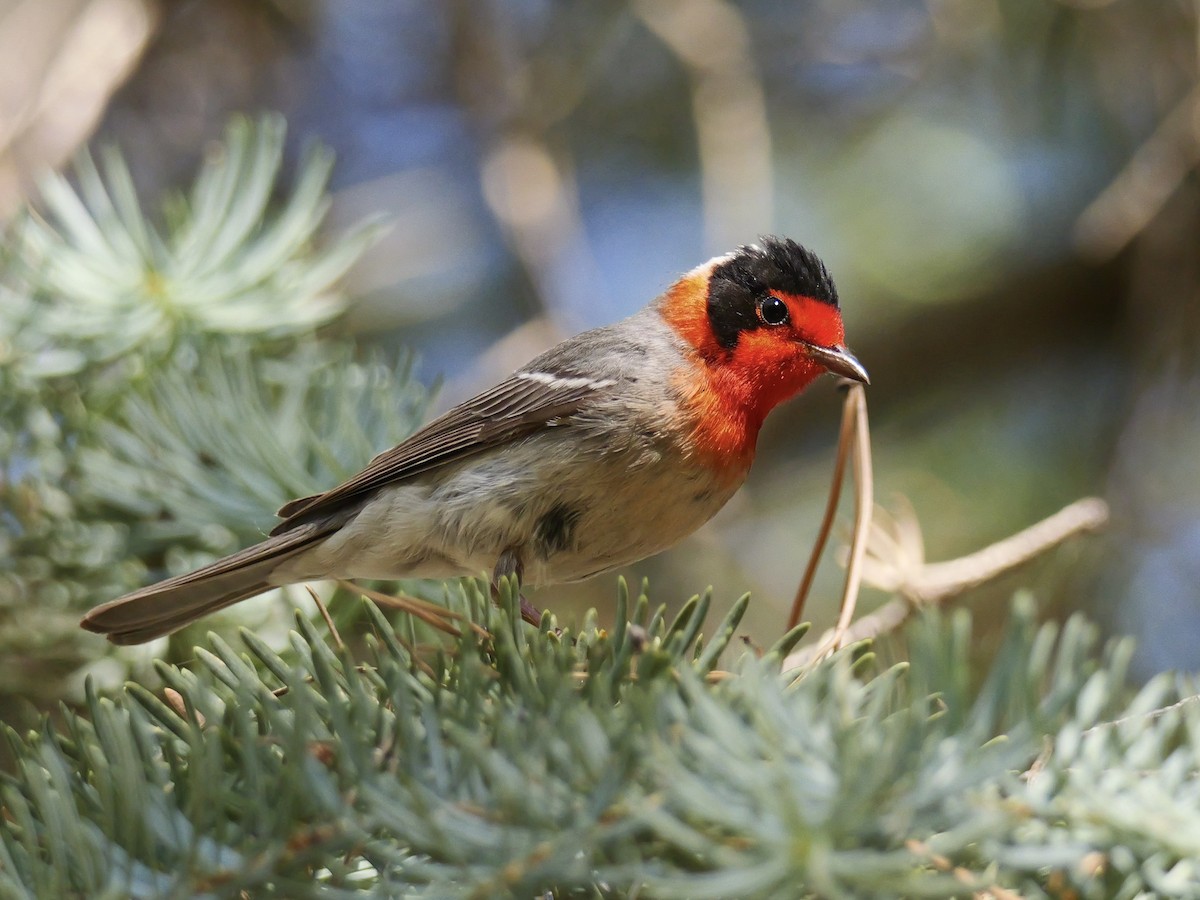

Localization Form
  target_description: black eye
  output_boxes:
[757,296,790,326]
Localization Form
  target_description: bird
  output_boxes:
[81,236,868,645]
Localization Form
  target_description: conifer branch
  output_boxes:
[2,590,1195,897]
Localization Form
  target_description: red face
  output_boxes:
[659,239,865,468]
[717,290,848,413]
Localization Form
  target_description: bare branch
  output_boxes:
[881,497,1109,603]
[784,496,1109,671]
[1074,83,1200,258]
[1081,692,1200,738]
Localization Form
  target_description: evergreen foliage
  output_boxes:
[0,116,405,699]
[2,589,1197,897]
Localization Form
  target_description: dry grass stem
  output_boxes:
[306,586,345,652]
[832,385,874,648]
[339,580,490,639]
[795,384,874,664]
[787,383,858,629]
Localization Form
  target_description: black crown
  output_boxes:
[716,236,838,308]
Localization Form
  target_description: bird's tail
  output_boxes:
[81,525,328,645]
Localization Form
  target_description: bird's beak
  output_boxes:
[803,342,870,385]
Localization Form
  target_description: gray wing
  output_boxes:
[270,367,614,534]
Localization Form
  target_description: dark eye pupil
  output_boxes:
[759,296,789,326]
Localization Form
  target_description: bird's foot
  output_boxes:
[491,548,543,626]
[518,596,544,627]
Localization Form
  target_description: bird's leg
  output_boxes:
[492,549,543,626]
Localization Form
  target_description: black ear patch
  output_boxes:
[706,237,838,351]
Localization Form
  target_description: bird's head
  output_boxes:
[659,236,867,434]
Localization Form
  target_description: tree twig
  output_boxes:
[1074,82,1200,258]
[873,497,1110,604]
[783,496,1109,671]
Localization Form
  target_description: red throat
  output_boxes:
[659,272,845,470]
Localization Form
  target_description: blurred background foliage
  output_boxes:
[0,0,1197,707]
